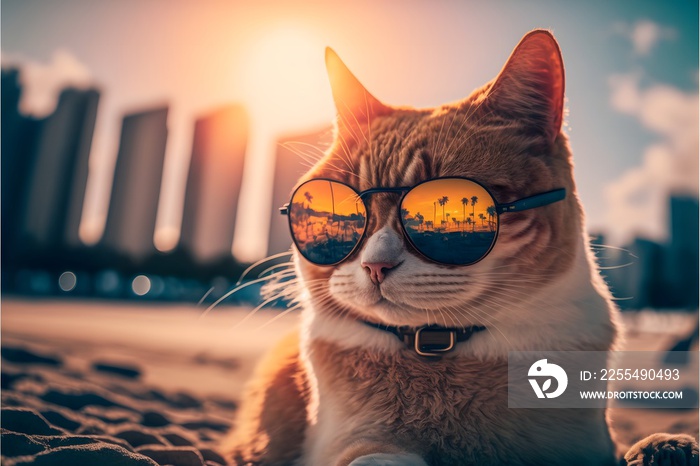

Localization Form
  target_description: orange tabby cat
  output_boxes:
[222,30,697,466]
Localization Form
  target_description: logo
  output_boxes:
[528,359,568,399]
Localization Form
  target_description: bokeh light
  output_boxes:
[131,275,151,296]
[58,271,77,292]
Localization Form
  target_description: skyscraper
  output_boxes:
[101,107,168,260]
[267,127,332,257]
[666,195,699,308]
[179,105,248,262]
[20,88,100,249]
[626,238,664,309]
[1,69,39,267]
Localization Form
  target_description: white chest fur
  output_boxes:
[297,238,618,465]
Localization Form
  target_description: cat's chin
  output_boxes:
[348,298,451,328]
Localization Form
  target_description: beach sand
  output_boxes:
[1,299,697,465]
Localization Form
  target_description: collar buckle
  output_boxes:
[414,327,456,357]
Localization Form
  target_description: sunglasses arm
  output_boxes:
[497,188,566,214]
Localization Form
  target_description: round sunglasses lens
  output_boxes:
[288,180,366,265]
[400,179,498,265]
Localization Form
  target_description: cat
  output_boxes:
[222,29,698,466]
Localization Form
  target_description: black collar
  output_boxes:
[361,321,486,357]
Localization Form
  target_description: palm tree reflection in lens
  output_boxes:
[290,178,499,266]
[289,180,366,265]
[401,179,498,265]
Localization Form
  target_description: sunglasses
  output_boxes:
[279,177,565,266]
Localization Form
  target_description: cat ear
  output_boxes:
[486,30,565,144]
[325,48,390,136]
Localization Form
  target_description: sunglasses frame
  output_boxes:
[280,177,566,267]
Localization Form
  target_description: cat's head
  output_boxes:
[293,30,583,329]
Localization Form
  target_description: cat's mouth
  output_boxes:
[361,296,483,329]
[328,256,486,326]
[357,275,450,313]
[365,296,433,323]
[375,297,394,307]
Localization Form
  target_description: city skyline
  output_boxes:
[1,69,697,308]
[2,1,697,262]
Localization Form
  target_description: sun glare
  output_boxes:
[239,25,333,132]
[233,25,335,262]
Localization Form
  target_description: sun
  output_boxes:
[232,25,336,262]
[239,25,333,133]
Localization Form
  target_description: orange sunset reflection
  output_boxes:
[289,180,366,264]
[401,179,496,233]
[400,179,498,265]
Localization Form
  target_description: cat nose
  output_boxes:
[361,261,399,285]
[360,226,404,284]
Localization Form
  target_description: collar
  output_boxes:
[361,320,486,357]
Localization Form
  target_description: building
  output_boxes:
[20,88,100,249]
[101,107,168,261]
[627,238,665,309]
[179,105,248,262]
[665,195,699,308]
[266,127,333,256]
[1,69,39,267]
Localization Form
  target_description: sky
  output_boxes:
[401,179,492,226]
[291,180,364,220]
[2,0,698,261]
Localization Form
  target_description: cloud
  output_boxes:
[613,20,677,56]
[2,49,93,118]
[604,73,699,244]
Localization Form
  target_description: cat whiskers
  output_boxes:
[396,269,566,344]
[199,269,296,319]
[305,284,358,322]
[235,277,334,332]
[258,262,296,278]
[438,306,461,328]
[441,301,512,347]
[443,108,496,162]
[363,90,376,173]
[199,252,297,319]
[254,302,304,331]
[467,277,574,326]
[285,138,364,184]
[436,92,493,161]
[436,105,466,159]
[254,288,342,333]
[589,243,635,274]
[235,251,295,287]
[280,140,326,170]
[429,105,449,163]
[197,287,216,306]
[339,99,371,147]
[254,281,334,331]
[280,130,374,187]
[260,275,329,309]
[335,129,373,185]
[476,292,562,337]
[229,292,294,331]
[335,99,383,186]
[285,130,365,182]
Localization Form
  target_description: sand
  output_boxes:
[1,299,697,465]
[2,299,297,466]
